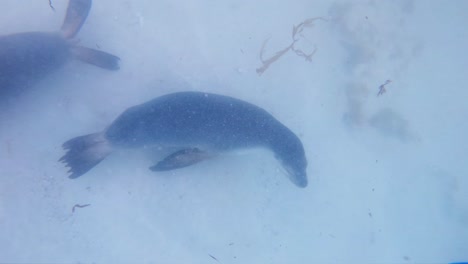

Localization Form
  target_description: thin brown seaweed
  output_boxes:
[257,17,326,75]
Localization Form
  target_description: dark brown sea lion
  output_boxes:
[0,0,120,98]
[59,91,308,188]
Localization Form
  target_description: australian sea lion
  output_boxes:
[0,0,119,97]
[59,91,308,188]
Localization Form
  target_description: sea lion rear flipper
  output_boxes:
[71,46,120,70]
[61,0,92,39]
[149,148,210,171]
[59,132,112,179]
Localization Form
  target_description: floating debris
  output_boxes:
[208,254,220,263]
[256,17,326,75]
[257,17,327,75]
[377,80,392,96]
[72,204,91,213]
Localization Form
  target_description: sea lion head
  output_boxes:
[272,134,308,188]
[277,151,308,188]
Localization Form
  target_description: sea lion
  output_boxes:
[59,91,308,188]
[0,0,119,98]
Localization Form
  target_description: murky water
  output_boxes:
[0,0,467,263]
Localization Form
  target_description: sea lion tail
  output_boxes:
[59,132,112,179]
[71,46,120,70]
[61,0,92,39]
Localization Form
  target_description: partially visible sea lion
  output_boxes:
[0,0,120,98]
[59,91,308,188]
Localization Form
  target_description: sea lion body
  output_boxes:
[107,92,286,149]
[0,0,119,98]
[60,92,308,188]
[0,32,70,91]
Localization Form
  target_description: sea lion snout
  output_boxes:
[281,160,308,188]
[272,131,308,188]
[293,172,308,188]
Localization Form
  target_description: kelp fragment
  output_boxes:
[257,17,326,75]
[72,203,91,213]
[377,80,392,96]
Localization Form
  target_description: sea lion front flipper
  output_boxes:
[149,148,210,172]
[61,0,92,39]
[71,46,120,70]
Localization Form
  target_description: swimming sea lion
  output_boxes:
[59,91,308,188]
[0,0,119,97]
